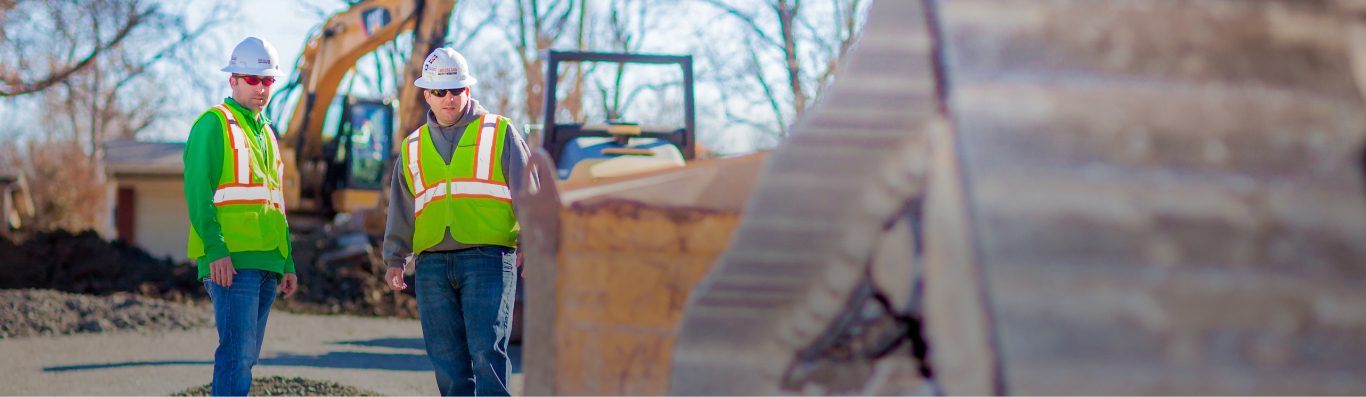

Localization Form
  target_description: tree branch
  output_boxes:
[0,2,156,96]
[699,0,783,49]
[745,36,788,137]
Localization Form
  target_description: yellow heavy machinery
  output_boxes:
[518,0,1366,395]
[268,0,455,233]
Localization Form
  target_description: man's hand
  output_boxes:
[516,250,525,277]
[385,267,407,291]
[210,257,236,287]
[280,273,298,298]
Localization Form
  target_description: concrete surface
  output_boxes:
[0,312,523,395]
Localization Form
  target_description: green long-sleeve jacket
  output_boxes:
[183,98,295,280]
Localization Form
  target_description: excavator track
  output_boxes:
[672,0,1366,395]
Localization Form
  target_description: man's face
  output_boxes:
[230,74,273,112]
[423,87,468,125]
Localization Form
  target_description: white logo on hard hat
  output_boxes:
[414,47,477,89]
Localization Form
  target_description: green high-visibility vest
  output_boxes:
[187,104,291,259]
[400,114,518,254]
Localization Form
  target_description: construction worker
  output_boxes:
[183,36,297,396]
[383,47,529,396]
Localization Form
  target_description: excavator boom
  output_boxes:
[275,0,455,219]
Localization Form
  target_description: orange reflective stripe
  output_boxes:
[214,105,252,185]
[474,115,496,181]
[213,184,283,209]
[412,179,512,216]
[214,184,269,203]
[405,128,426,193]
[209,108,239,183]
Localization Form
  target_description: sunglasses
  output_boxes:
[428,88,465,97]
[233,74,275,87]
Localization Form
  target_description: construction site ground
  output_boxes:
[0,309,524,395]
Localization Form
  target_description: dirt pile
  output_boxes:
[171,376,383,396]
[0,230,418,318]
[273,232,418,319]
[0,230,202,302]
[0,289,210,338]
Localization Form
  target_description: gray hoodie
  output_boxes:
[382,99,530,269]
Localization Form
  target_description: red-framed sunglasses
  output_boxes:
[233,74,276,87]
[428,87,465,97]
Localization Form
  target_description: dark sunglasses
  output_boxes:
[234,74,275,87]
[428,87,465,97]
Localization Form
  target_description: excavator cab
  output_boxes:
[540,51,696,180]
[319,96,395,213]
[270,85,398,219]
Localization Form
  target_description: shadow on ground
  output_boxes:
[45,340,522,373]
[333,337,424,350]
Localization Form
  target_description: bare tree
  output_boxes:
[698,0,866,141]
[0,0,152,97]
[0,0,235,233]
[593,0,649,119]
[6,0,233,153]
[508,0,587,124]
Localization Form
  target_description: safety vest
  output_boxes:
[187,103,290,259]
[401,114,518,254]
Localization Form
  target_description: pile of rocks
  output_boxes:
[0,289,210,338]
[171,376,382,396]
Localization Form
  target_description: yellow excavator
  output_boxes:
[517,0,1366,395]
[267,0,455,235]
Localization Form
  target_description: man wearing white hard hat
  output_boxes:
[183,36,298,396]
[382,47,530,396]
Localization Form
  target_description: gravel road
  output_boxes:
[0,308,523,395]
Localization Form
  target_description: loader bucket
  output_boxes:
[516,151,766,395]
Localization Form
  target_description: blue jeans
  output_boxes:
[204,270,277,396]
[416,246,517,396]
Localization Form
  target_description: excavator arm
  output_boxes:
[276,0,455,219]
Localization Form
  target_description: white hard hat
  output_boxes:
[414,47,477,90]
[221,37,286,77]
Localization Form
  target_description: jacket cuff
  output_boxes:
[204,244,230,264]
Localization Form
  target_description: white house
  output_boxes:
[103,139,190,262]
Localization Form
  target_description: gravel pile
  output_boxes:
[0,289,210,338]
[171,376,383,396]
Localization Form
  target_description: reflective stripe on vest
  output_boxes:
[405,114,508,216]
[475,117,497,180]
[413,179,512,216]
[400,114,518,252]
[187,103,291,261]
[406,128,426,193]
[210,104,284,210]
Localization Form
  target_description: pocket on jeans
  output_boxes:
[203,278,218,298]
